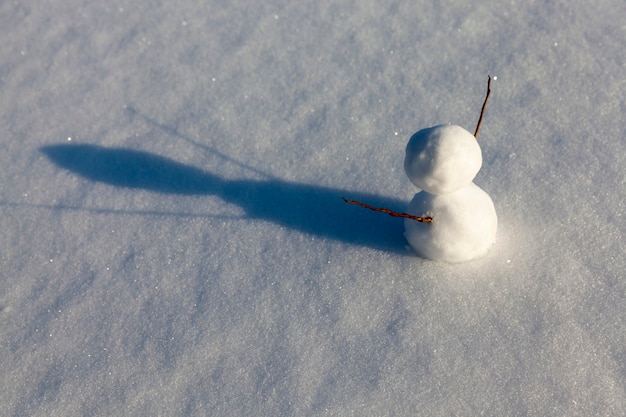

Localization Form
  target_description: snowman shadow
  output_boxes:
[41,144,409,254]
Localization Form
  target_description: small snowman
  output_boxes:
[344,76,496,263]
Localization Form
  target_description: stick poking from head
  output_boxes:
[474,75,492,139]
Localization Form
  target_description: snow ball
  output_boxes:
[404,183,497,263]
[404,124,482,194]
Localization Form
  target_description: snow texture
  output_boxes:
[1,1,626,416]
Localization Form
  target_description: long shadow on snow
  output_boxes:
[41,144,409,254]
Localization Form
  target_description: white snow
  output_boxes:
[1,1,626,416]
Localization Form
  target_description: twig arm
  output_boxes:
[342,198,433,223]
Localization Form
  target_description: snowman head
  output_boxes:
[404,124,482,194]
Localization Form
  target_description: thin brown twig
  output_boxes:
[474,75,492,138]
[342,198,433,223]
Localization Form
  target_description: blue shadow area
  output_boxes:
[41,144,410,254]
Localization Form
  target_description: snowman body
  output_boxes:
[403,125,497,263]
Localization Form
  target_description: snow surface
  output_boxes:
[1,1,625,416]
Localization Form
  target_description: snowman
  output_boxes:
[344,76,497,263]
[403,123,497,262]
